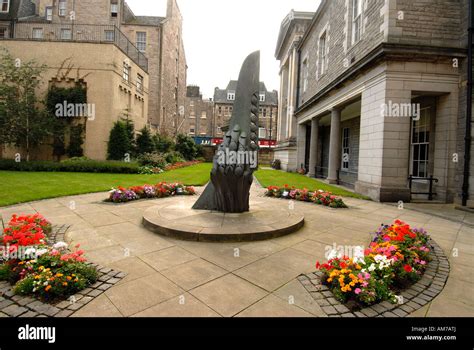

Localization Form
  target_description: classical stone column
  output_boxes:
[308,118,319,177]
[327,108,342,184]
[296,123,307,171]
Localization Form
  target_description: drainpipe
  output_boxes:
[462,0,473,207]
[295,48,302,111]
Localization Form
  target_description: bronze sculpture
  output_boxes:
[193,51,260,213]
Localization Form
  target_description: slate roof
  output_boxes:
[214,80,278,106]
[0,0,35,21]
[124,16,165,26]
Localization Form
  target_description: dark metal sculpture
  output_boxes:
[193,51,260,213]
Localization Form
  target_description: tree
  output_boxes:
[136,127,154,155]
[67,124,85,158]
[175,134,199,160]
[107,121,131,160]
[0,48,51,161]
[154,134,174,153]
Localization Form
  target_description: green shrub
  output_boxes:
[175,134,199,160]
[13,276,35,296]
[137,152,167,169]
[67,124,85,158]
[136,127,154,155]
[0,159,139,174]
[164,151,185,164]
[153,134,174,153]
[107,121,133,160]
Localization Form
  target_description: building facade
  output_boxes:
[0,0,187,159]
[274,10,314,171]
[184,85,214,137]
[276,0,473,206]
[213,80,278,139]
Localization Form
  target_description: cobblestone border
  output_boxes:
[0,225,126,318]
[298,238,449,317]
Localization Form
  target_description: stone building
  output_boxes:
[0,0,187,159]
[184,85,214,137]
[276,0,474,206]
[274,10,314,171]
[213,80,278,139]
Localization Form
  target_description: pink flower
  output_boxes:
[355,288,362,295]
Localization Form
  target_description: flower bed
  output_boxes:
[0,214,98,301]
[164,160,202,172]
[265,185,347,208]
[107,182,196,203]
[315,220,431,311]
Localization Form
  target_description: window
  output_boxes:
[123,62,130,82]
[58,0,67,16]
[60,29,72,40]
[104,30,115,41]
[136,32,146,53]
[302,57,309,92]
[32,28,44,39]
[201,111,207,119]
[190,127,195,134]
[0,27,6,39]
[111,1,118,17]
[352,0,362,44]
[227,92,235,101]
[342,128,350,170]
[411,108,431,178]
[259,93,265,102]
[136,74,143,93]
[218,106,222,114]
[46,7,53,21]
[319,31,327,76]
[259,128,266,139]
[0,0,9,12]
[190,111,195,119]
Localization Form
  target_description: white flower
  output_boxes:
[53,242,68,250]
[36,249,48,257]
[368,264,376,272]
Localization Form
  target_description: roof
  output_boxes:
[214,80,278,106]
[275,10,315,59]
[124,16,165,26]
[0,0,35,21]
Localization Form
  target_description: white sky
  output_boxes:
[126,0,320,99]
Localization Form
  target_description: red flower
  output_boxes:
[403,265,413,273]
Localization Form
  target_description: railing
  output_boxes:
[408,175,439,201]
[6,22,148,72]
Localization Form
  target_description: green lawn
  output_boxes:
[254,169,370,200]
[0,163,212,207]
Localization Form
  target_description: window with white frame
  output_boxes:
[227,91,235,101]
[58,0,67,16]
[32,28,44,39]
[201,111,207,119]
[136,32,146,53]
[0,26,7,39]
[136,74,143,93]
[352,0,362,44]
[104,30,115,41]
[319,31,328,76]
[342,128,350,170]
[302,57,309,92]
[258,128,266,139]
[189,127,195,134]
[411,108,431,178]
[123,62,130,82]
[111,1,118,17]
[0,0,9,13]
[259,93,266,102]
[46,7,53,21]
[60,28,72,40]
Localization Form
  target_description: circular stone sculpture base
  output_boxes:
[142,197,304,242]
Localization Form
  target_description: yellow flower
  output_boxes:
[66,276,72,281]
[63,282,68,287]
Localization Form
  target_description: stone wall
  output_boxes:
[1,40,148,161]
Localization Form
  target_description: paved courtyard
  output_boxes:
[0,185,473,317]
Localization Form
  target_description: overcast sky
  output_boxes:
[126,0,320,98]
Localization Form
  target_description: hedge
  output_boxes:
[0,159,139,174]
